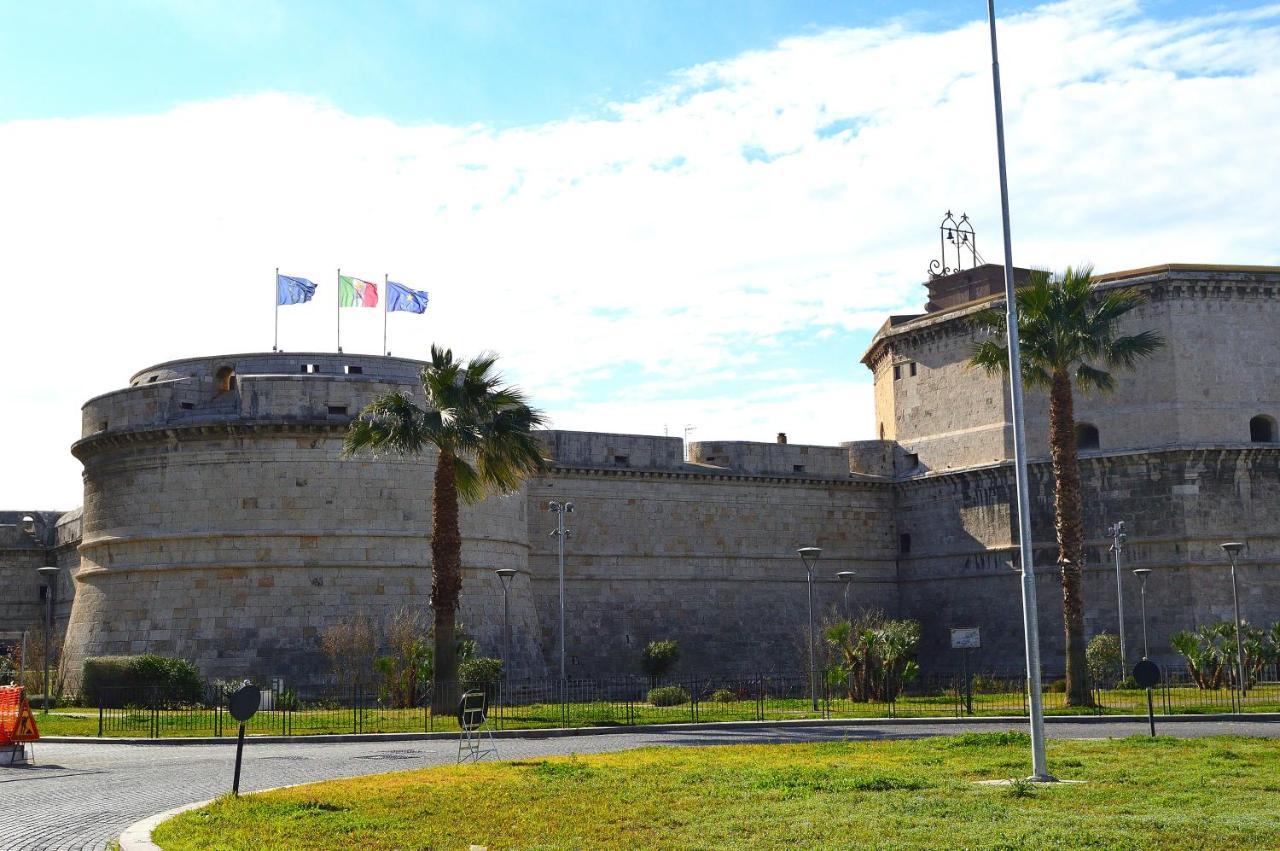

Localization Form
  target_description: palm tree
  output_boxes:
[343,345,547,706]
[969,266,1163,707]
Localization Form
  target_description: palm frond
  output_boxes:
[342,392,431,458]
[1105,330,1165,370]
[1074,362,1115,392]
[969,338,1009,376]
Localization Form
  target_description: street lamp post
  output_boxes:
[836,571,856,623]
[547,502,574,690]
[37,565,60,711]
[495,568,517,683]
[1221,543,1248,697]
[798,547,822,712]
[1132,568,1151,660]
[986,0,1051,782]
[1109,521,1128,677]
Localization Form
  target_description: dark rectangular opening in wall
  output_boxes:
[613,455,629,466]
[909,362,917,377]
[905,452,919,469]
[793,464,806,473]
[302,364,320,374]
[179,402,194,410]
[893,364,902,380]
[38,586,49,601]
[899,533,912,554]
[328,405,348,416]
[147,375,158,383]
[98,421,108,432]
[345,365,363,375]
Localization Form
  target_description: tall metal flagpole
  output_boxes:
[383,274,389,356]
[273,267,279,352]
[336,267,342,353]
[987,0,1051,782]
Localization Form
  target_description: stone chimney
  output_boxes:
[776,432,787,444]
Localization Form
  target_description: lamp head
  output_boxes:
[1221,542,1246,556]
[495,568,517,578]
[564,502,574,513]
[797,547,822,570]
[836,571,856,582]
[547,501,561,513]
[1132,568,1151,578]
[37,565,60,580]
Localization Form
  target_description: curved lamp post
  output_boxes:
[797,547,822,712]
[1108,521,1128,675]
[36,564,60,711]
[1132,568,1151,660]
[1221,542,1248,696]
[495,568,517,683]
[836,571,857,623]
[547,501,574,689]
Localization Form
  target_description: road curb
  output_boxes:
[118,799,213,851]
[117,781,313,851]
[46,711,1280,746]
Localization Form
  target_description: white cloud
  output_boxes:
[2,0,1278,506]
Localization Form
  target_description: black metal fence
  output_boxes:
[45,665,1280,739]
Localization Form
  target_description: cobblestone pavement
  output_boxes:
[3,718,1277,851]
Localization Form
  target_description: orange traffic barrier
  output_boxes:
[0,685,40,744]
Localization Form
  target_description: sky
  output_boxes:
[1,0,1277,508]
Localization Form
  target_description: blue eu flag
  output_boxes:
[387,281,429,314]
[277,274,318,306]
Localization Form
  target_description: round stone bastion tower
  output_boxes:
[61,352,543,682]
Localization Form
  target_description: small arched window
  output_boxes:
[215,366,236,393]
[1250,415,1276,443]
[1075,423,1100,450]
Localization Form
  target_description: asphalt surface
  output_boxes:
[3,717,1278,851]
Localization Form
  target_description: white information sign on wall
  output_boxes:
[950,627,981,650]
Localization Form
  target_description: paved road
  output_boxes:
[3,718,1278,851]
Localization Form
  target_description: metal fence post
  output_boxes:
[98,703,103,737]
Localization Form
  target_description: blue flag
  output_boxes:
[387,281,429,314]
[277,274,318,306]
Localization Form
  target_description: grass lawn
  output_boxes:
[153,733,1280,850]
[33,685,1280,739]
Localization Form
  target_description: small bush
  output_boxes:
[647,685,690,707]
[82,655,202,707]
[1045,678,1067,693]
[711,688,737,703]
[641,640,680,683]
[459,657,503,696]
[1087,633,1123,684]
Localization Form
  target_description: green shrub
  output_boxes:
[711,688,737,703]
[1086,633,1122,684]
[459,657,503,696]
[647,685,690,707]
[641,640,680,684]
[82,655,202,707]
[1045,679,1067,693]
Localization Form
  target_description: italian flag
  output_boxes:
[339,275,379,307]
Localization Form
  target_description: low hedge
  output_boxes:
[647,685,690,707]
[82,655,203,707]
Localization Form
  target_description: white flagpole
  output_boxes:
[336,267,342,353]
[987,0,1049,782]
[383,274,389,356]
[273,267,279,352]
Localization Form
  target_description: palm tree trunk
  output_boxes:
[1049,369,1093,707]
[431,450,463,713]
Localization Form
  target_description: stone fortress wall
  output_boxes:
[3,263,1279,682]
[869,264,1280,668]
